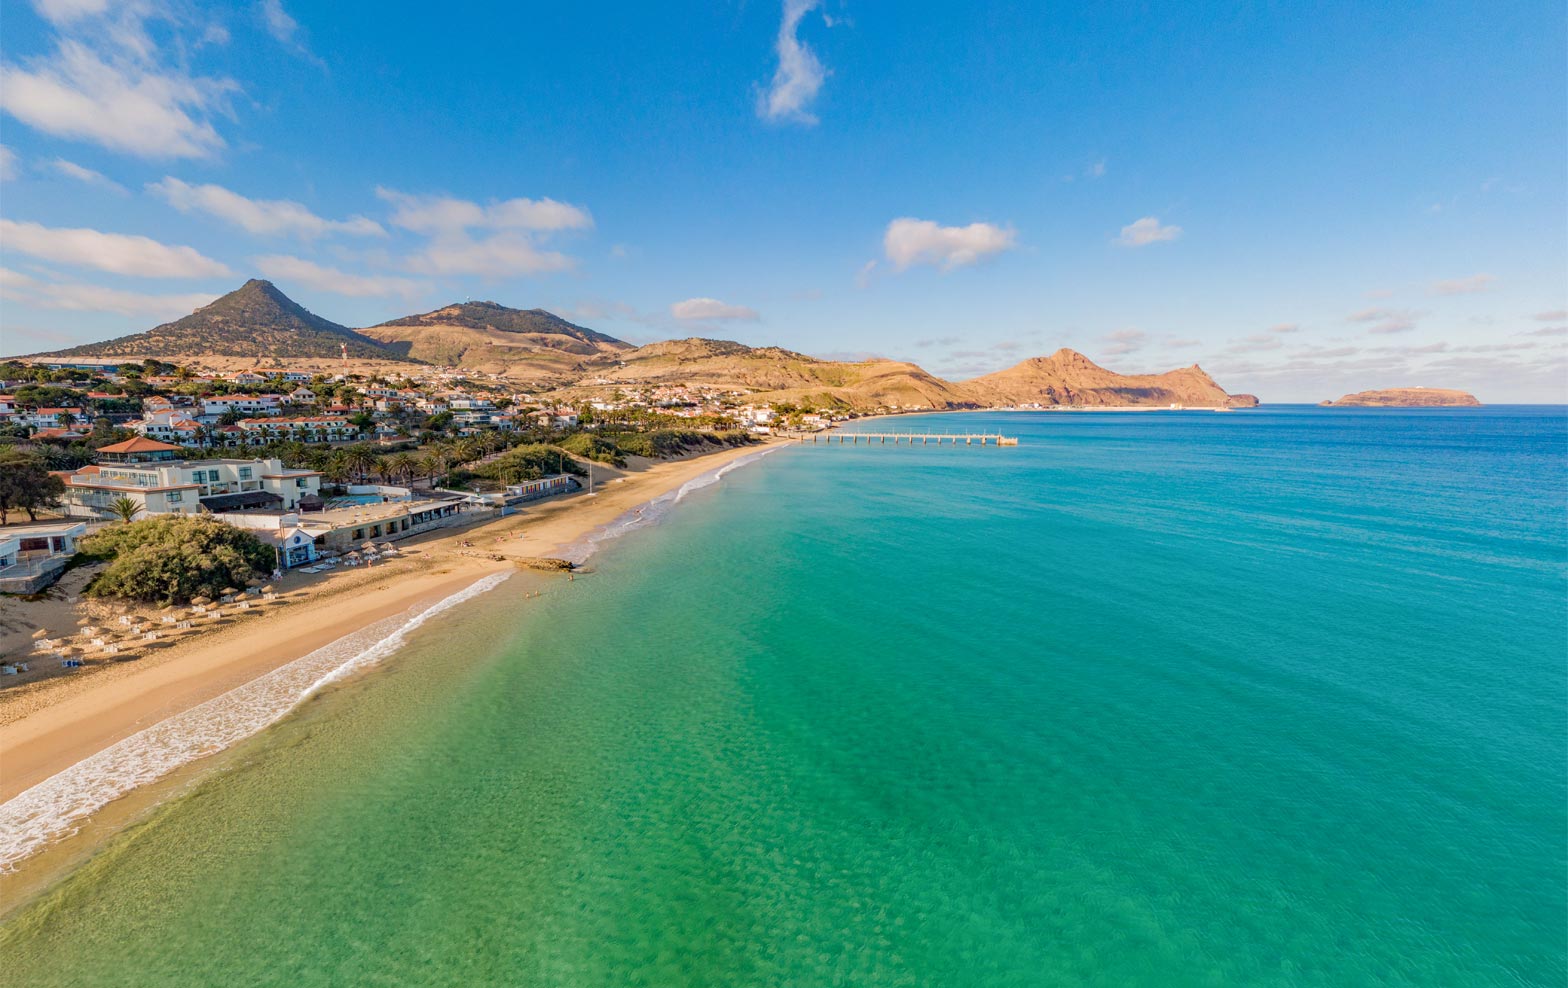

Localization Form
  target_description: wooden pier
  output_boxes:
[786,431,1018,446]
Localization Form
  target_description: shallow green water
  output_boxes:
[4,407,1565,986]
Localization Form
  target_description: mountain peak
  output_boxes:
[37,280,417,362]
[372,302,625,347]
[963,349,1252,407]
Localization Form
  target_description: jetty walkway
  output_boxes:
[785,431,1018,446]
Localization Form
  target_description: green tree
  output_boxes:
[107,495,142,523]
[342,444,379,484]
[79,515,273,605]
[0,448,66,523]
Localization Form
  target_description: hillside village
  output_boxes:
[0,279,1257,601]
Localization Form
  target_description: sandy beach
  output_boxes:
[0,440,779,809]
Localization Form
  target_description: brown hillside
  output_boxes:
[961,348,1257,407]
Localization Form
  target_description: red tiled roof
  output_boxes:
[95,436,182,453]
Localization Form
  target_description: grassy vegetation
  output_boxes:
[79,516,275,605]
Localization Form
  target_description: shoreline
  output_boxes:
[0,439,781,874]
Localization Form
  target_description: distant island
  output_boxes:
[1320,388,1481,408]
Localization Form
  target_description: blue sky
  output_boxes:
[1,0,1564,401]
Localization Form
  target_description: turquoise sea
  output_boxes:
[4,406,1565,986]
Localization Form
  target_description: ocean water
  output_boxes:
[3,407,1564,987]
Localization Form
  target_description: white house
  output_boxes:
[58,437,320,519]
[236,416,358,443]
[202,394,285,419]
[0,520,87,570]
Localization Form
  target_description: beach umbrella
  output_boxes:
[261,585,276,594]
[32,627,50,639]
[378,543,396,553]
[221,587,240,596]
[190,596,212,607]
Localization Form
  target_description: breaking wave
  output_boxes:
[0,571,511,871]
[557,444,786,564]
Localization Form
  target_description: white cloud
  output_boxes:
[0,218,231,277]
[1268,323,1300,334]
[373,188,591,277]
[1103,328,1147,355]
[0,145,16,180]
[50,157,127,193]
[375,187,592,234]
[1115,216,1181,247]
[404,233,575,278]
[1348,307,1419,335]
[883,218,1017,271]
[1432,273,1495,295]
[670,297,760,321]
[253,254,425,299]
[1226,333,1286,354]
[258,0,298,42]
[758,0,827,125]
[256,0,322,66]
[150,177,384,239]
[30,0,111,25]
[0,266,216,318]
[1085,159,1106,179]
[1534,310,1567,322]
[0,39,236,159]
[854,258,877,288]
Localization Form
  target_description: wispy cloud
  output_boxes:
[1348,307,1420,335]
[1432,273,1495,295]
[0,266,218,319]
[404,234,575,278]
[253,255,426,299]
[0,4,239,160]
[1103,328,1147,355]
[1533,310,1566,322]
[0,144,16,180]
[1114,216,1181,247]
[256,0,324,66]
[50,157,127,193]
[670,297,760,321]
[1225,333,1285,354]
[151,177,384,239]
[0,218,231,277]
[883,217,1017,271]
[757,0,827,125]
[374,187,592,278]
[376,188,592,235]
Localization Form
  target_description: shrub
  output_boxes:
[80,515,275,604]
[558,432,626,466]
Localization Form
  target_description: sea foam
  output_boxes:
[558,444,786,564]
[0,571,511,870]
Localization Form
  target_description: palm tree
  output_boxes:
[387,451,418,484]
[322,452,351,485]
[454,436,483,464]
[421,449,451,487]
[342,444,379,484]
[107,496,141,523]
